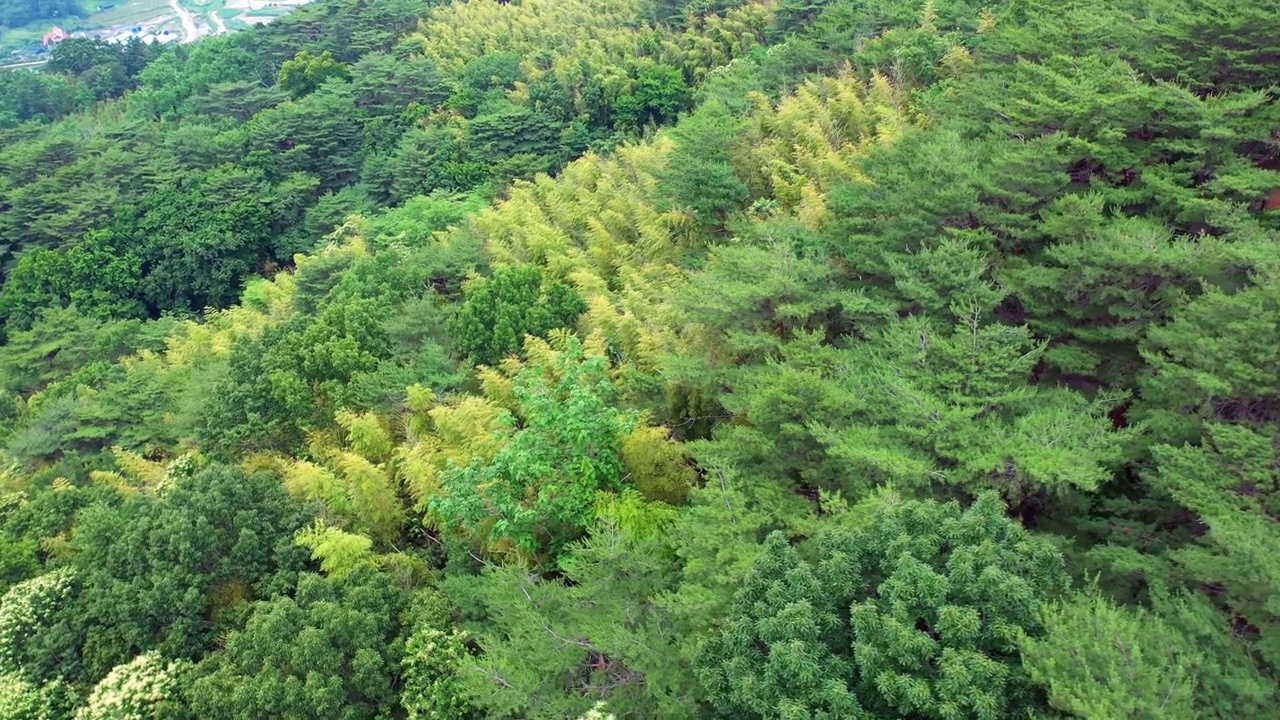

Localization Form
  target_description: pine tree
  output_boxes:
[1021,592,1196,718]
[698,491,1067,719]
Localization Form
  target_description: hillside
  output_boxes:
[1,0,1279,717]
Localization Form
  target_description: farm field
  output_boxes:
[1,0,312,63]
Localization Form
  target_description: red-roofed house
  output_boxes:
[42,26,68,46]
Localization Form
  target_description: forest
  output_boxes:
[0,0,1277,717]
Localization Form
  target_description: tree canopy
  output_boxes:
[0,0,1278,715]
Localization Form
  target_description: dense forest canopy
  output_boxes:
[1,0,1279,717]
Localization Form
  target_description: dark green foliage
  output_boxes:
[0,235,144,335]
[0,69,93,125]
[246,82,363,190]
[451,265,587,366]
[1136,0,1280,93]
[12,465,307,686]
[351,52,453,115]
[185,570,407,719]
[614,64,689,130]
[698,492,1067,719]
[0,483,105,593]
[449,52,525,115]
[658,100,749,228]
[199,328,318,457]
[46,37,162,101]
[470,106,562,164]
[272,0,425,62]
[201,297,393,456]
[203,239,474,455]
[389,125,487,202]
[0,182,280,332]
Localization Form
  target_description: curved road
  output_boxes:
[169,0,199,42]
[210,9,227,34]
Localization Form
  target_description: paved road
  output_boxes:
[169,0,199,42]
[0,58,49,70]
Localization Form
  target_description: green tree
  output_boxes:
[277,50,351,99]
[0,0,82,27]
[448,492,688,719]
[818,313,1128,500]
[185,570,406,719]
[1148,423,1280,673]
[614,64,689,130]
[1021,592,1196,719]
[432,338,628,557]
[697,491,1068,719]
[75,651,187,720]
[246,81,363,189]
[451,266,587,367]
[401,588,479,720]
[657,100,749,229]
[388,124,488,202]
[1136,277,1280,446]
[21,465,309,685]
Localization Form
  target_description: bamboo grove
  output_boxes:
[1,0,1279,717]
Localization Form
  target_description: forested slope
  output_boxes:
[1,0,1279,717]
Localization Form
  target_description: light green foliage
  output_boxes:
[404,625,476,720]
[1083,548,1276,719]
[1021,592,1195,719]
[659,469,780,641]
[278,50,351,99]
[822,312,1127,498]
[617,425,697,505]
[576,702,616,720]
[295,520,379,579]
[432,338,628,556]
[75,652,186,720]
[0,672,74,720]
[0,568,76,675]
[401,589,479,720]
[697,492,1068,719]
[366,192,487,249]
[283,451,405,549]
[692,308,1126,505]
[1149,589,1277,718]
[1137,277,1280,445]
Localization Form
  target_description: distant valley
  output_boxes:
[2,0,312,66]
